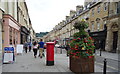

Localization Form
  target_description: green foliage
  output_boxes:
[69,20,95,58]
[74,21,88,31]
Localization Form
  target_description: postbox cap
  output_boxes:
[46,42,55,45]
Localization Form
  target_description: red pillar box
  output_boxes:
[46,42,55,66]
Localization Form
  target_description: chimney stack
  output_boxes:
[66,16,69,21]
[70,10,76,17]
[76,5,83,12]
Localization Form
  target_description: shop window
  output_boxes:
[9,27,12,44]
[16,32,18,44]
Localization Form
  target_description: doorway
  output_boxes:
[112,31,118,53]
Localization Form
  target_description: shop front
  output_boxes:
[20,26,30,44]
[3,14,20,49]
[89,30,107,51]
[105,18,119,53]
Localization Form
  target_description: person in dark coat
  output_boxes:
[23,41,28,53]
[65,44,70,56]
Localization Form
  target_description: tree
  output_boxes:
[69,19,95,58]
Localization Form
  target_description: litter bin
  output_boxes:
[46,42,55,66]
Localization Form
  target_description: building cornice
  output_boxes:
[0,8,4,13]
[3,14,21,27]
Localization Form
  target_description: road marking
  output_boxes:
[95,62,118,71]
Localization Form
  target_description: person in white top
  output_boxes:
[33,41,38,58]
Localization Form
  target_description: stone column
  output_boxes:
[0,10,3,55]
[18,31,20,44]
[117,17,120,53]
[105,23,113,51]
[3,18,9,47]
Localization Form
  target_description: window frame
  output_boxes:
[104,2,107,11]
[97,22,100,31]
[92,22,94,32]
[92,9,94,16]
[97,6,100,13]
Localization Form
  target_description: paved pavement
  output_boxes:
[0,51,2,74]
[1,48,119,73]
[95,50,119,73]
[2,49,72,72]
[95,50,118,61]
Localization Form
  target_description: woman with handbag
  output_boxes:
[33,41,38,58]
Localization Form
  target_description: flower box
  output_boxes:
[70,56,94,73]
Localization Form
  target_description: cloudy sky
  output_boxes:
[26,0,84,33]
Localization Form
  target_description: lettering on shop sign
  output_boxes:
[21,27,29,34]
[92,34,98,36]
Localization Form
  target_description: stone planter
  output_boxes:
[70,56,94,73]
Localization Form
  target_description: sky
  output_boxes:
[26,0,84,33]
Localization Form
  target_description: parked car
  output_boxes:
[55,44,60,48]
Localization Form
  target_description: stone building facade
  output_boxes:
[0,0,35,54]
[3,14,20,48]
[0,8,3,64]
[44,2,120,53]
[87,2,109,50]
[18,1,30,43]
[0,1,20,49]
[105,2,120,52]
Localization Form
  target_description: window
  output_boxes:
[97,22,100,31]
[92,9,94,16]
[103,21,107,30]
[97,6,100,13]
[104,2,107,11]
[117,2,120,14]
[92,23,94,32]
[9,27,12,44]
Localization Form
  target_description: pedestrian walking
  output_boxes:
[33,41,38,58]
[38,39,44,58]
[28,41,32,52]
[65,44,70,56]
[23,41,28,53]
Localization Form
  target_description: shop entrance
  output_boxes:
[112,31,118,53]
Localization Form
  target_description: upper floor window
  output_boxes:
[92,9,94,16]
[97,22,100,31]
[104,2,107,11]
[91,22,94,32]
[97,6,100,13]
[117,2,120,14]
[103,21,107,30]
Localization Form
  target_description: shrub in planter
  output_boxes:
[69,19,95,73]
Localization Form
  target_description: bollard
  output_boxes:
[103,59,107,74]
[100,48,102,56]
[60,48,62,54]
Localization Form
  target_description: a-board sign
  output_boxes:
[16,44,23,54]
[3,47,14,63]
